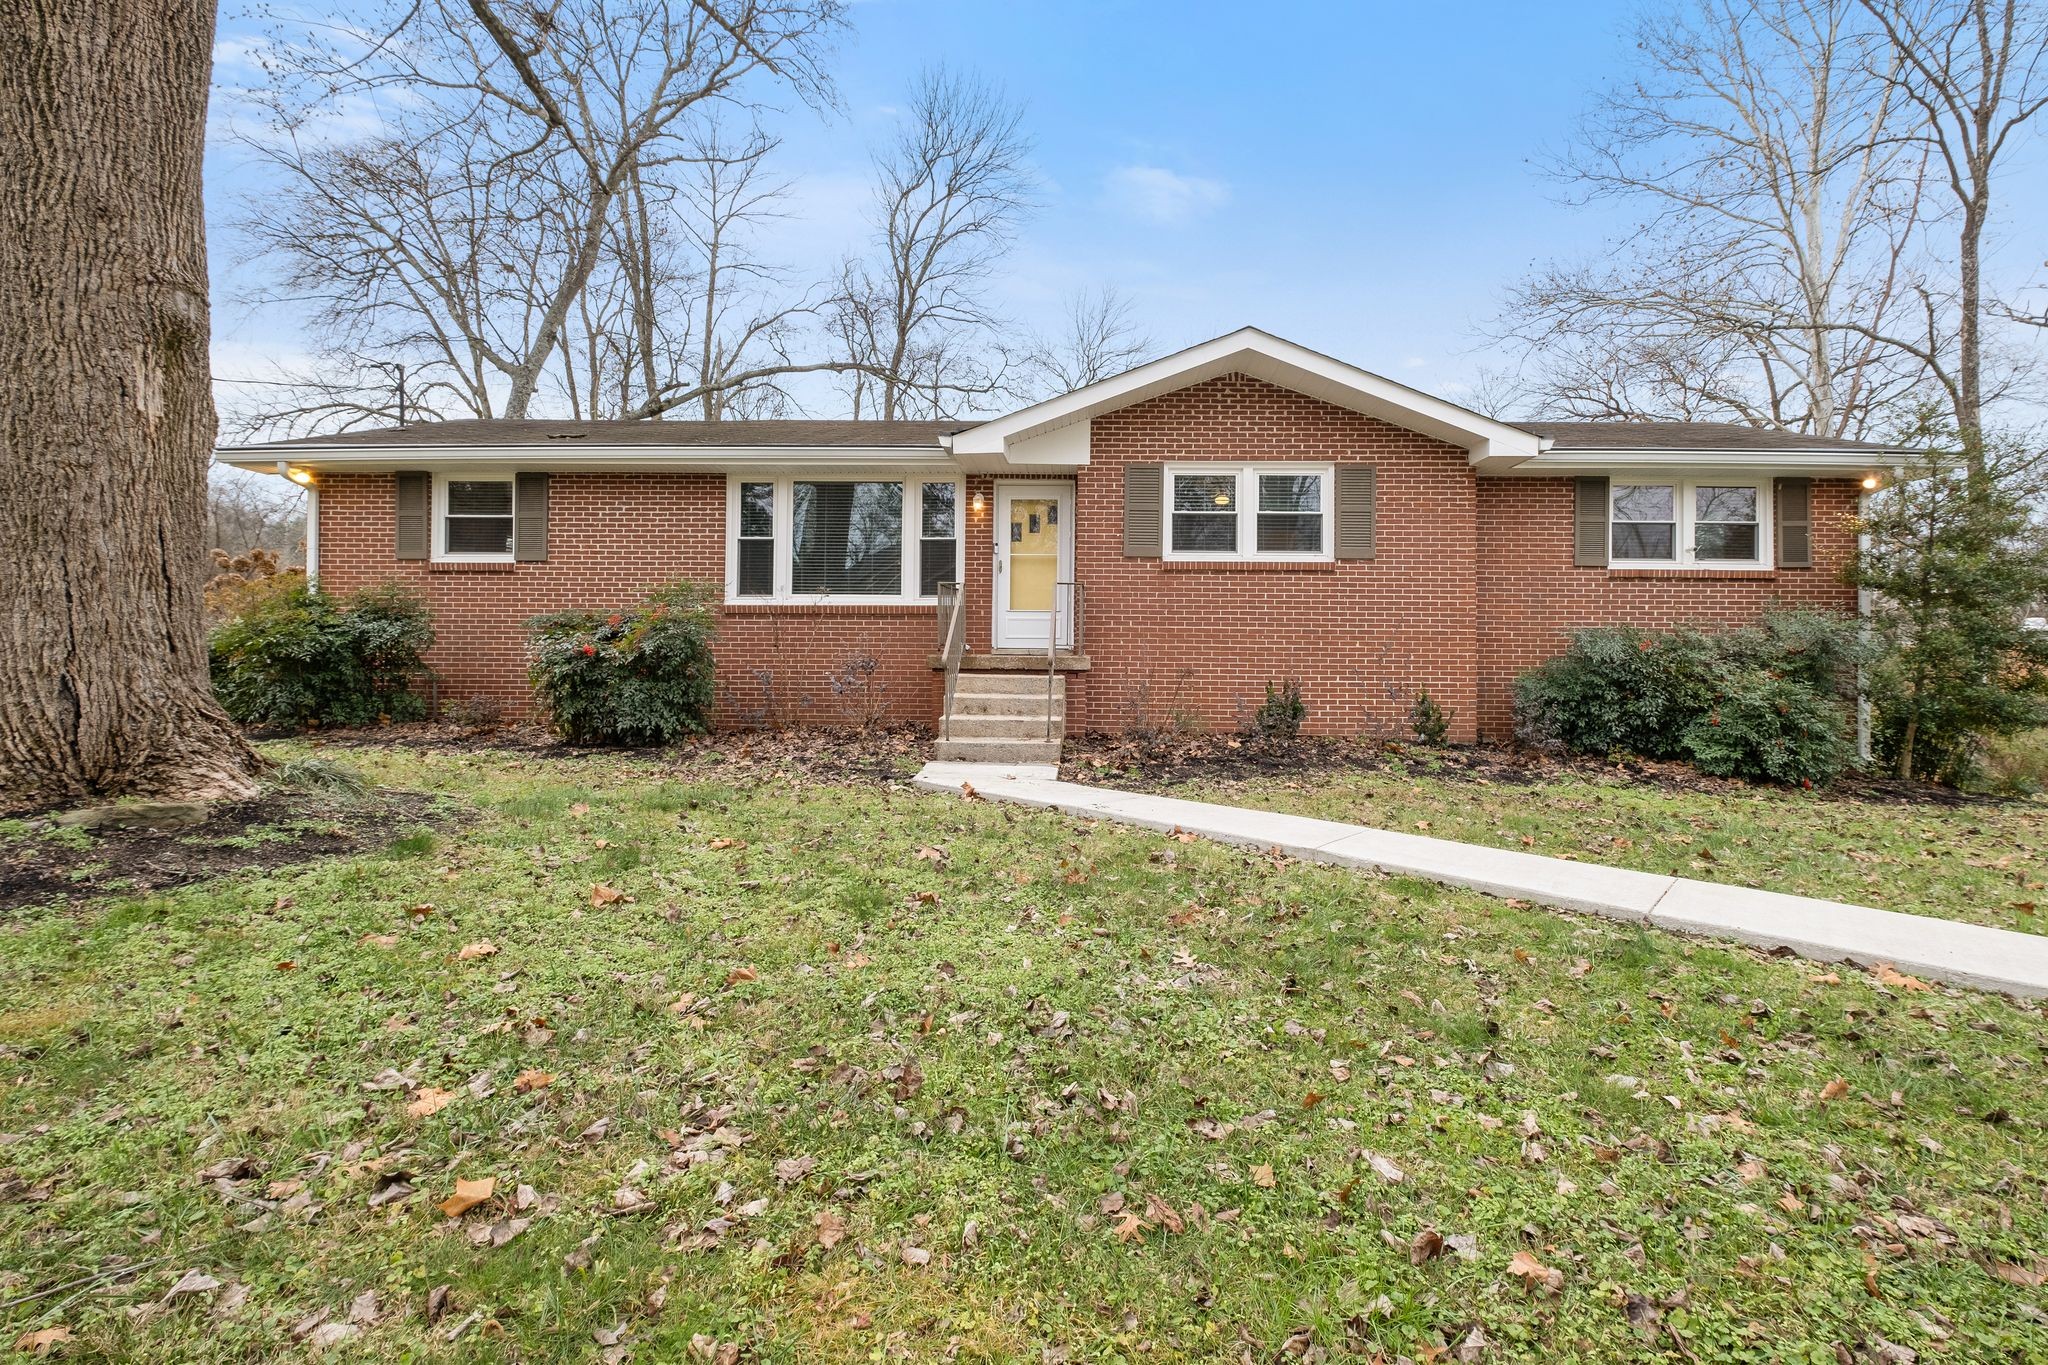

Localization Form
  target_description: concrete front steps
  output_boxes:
[933,672,1064,764]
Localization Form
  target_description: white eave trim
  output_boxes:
[214,444,956,475]
[1506,448,1903,476]
[948,326,1545,467]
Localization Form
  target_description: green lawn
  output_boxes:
[1076,750,2048,936]
[3,740,2046,1362]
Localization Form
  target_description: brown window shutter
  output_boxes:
[1776,477,1812,568]
[1574,476,1609,567]
[514,472,550,562]
[395,471,430,560]
[1334,463,1376,560]
[1123,463,1162,557]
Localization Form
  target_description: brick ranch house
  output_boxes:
[218,328,1905,760]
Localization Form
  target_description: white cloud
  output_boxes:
[1100,164,1229,225]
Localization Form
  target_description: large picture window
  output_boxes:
[727,476,959,601]
[1609,477,1769,568]
[1165,465,1332,562]
[793,480,902,594]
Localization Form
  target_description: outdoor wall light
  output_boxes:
[971,491,985,514]
[1861,474,1880,490]
[283,464,316,487]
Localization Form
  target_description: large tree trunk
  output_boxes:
[0,0,261,813]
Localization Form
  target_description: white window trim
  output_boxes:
[1162,463,1335,563]
[1609,474,1772,570]
[432,471,517,563]
[724,474,962,605]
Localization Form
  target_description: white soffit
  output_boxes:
[948,327,1546,467]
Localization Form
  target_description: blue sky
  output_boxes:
[204,0,2046,418]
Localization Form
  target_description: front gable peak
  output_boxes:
[948,327,1544,471]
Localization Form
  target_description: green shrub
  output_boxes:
[1253,679,1306,739]
[1409,687,1453,746]
[1680,667,1856,785]
[1513,611,1863,785]
[208,581,434,728]
[527,581,717,746]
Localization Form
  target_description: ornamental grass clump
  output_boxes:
[527,581,717,746]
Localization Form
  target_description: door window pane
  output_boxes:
[445,480,514,554]
[792,481,903,594]
[1007,496,1058,611]
[919,483,958,596]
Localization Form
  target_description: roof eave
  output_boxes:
[214,443,958,474]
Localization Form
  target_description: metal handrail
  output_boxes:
[1046,581,1083,740]
[935,581,966,740]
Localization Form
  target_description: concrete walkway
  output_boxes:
[912,760,2048,999]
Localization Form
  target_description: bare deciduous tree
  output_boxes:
[2,0,261,811]
[1495,0,1935,438]
[230,0,848,429]
[830,68,1034,419]
[1020,286,1153,399]
[1856,0,2048,476]
[207,472,307,569]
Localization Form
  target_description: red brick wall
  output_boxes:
[309,392,1863,744]
[313,471,939,729]
[1063,373,1482,741]
[1473,477,1861,739]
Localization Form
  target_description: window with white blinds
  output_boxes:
[727,476,961,602]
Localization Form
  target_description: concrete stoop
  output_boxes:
[934,673,1064,765]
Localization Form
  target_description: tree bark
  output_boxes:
[0,0,261,813]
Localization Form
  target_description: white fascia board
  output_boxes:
[949,326,1543,465]
[214,445,958,475]
[1501,449,1898,477]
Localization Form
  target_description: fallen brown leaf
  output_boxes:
[456,940,498,961]
[407,1088,459,1119]
[1506,1248,1564,1295]
[438,1176,496,1218]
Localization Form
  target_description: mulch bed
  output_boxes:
[1059,730,2000,808]
[0,788,450,914]
[286,720,935,786]
[280,719,1999,807]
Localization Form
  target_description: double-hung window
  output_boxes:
[1609,478,1768,568]
[736,482,776,596]
[437,476,516,560]
[1164,465,1333,561]
[918,482,959,596]
[728,475,961,601]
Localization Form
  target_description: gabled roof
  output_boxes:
[949,326,1545,469]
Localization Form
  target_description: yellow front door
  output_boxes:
[995,484,1071,649]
